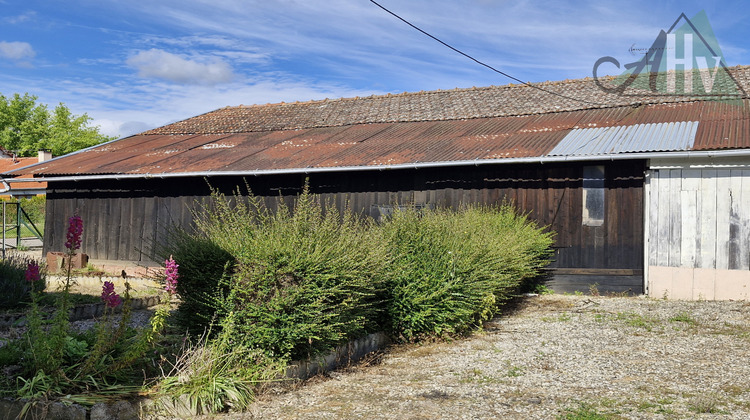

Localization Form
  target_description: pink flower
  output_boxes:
[164,257,179,295]
[65,214,83,251]
[101,280,122,308]
[25,261,41,283]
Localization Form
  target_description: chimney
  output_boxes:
[38,150,52,163]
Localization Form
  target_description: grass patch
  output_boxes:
[506,364,524,377]
[542,312,572,322]
[614,312,660,331]
[668,311,697,325]
[558,402,615,419]
[636,397,674,414]
[720,383,747,397]
[688,393,728,414]
[458,368,504,385]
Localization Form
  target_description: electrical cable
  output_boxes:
[369,0,607,106]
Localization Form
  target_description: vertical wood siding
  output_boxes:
[44,161,644,273]
[648,167,750,270]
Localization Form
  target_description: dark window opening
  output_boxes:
[582,165,605,226]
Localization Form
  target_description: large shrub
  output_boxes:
[0,255,45,309]
[380,204,553,341]
[157,230,235,334]
[174,187,387,360]
[162,186,554,360]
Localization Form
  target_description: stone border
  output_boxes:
[285,332,390,380]
[0,295,161,330]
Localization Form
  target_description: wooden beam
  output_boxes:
[549,268,644,276]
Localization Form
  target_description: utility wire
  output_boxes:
[369,0,605,106]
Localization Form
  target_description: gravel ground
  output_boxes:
[227,295,750,420]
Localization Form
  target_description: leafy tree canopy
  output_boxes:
[0,92,115,157]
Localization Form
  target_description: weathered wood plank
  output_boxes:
[142,196,158,261]
[96,198,109,260]
[552,268,643,276]
[681,169,701,269]
[130,197,144,260]
[715,170,732,270]
[699,169,717,269]
[118,197,132,260]
[680,190,697,268]
[740,170,750,270]
[606,179,619,267]
[668,169,682,267]
[647,170,658,266]
[728,170,743,270]
[107,198,120,260]
[656,170,671,266]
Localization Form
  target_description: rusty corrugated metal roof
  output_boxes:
[7,66,750,179]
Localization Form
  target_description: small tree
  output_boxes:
[0,92,115,157]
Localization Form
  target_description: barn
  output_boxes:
[5,66,750,298]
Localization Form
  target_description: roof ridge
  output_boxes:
[234,76,603,110]
[143,64,750,136]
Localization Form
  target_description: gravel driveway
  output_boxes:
[230,295,750,419]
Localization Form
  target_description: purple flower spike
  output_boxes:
[25,261,40,283]
[65,214,83,251]
[164,256,179,295]
[101,280,121,308]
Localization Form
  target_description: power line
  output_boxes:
[369,0,605,106]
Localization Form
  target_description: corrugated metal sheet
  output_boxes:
[17,115,569,176]
[548,121,699,157]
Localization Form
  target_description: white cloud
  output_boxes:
[4,11,36,25]
[0,41,35,65]
[126,49,235,85]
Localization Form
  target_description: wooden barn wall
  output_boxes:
[43,161,645,275]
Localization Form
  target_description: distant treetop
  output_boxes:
[0,92,115,157]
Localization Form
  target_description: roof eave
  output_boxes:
[6,149,750,183]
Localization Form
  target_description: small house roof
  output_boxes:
[0,157,47,194]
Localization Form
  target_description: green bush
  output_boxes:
[174,187,386,360]
[162,187,554,361]
[0,196,45,227]
[0,255,45,309]
[157,230,235,334]
[20,195,46,226]
[380,205,553,340]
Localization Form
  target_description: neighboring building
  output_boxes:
[0,150,50,197]
[5,66,750,299]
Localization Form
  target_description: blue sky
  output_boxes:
[1,0,748,139]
